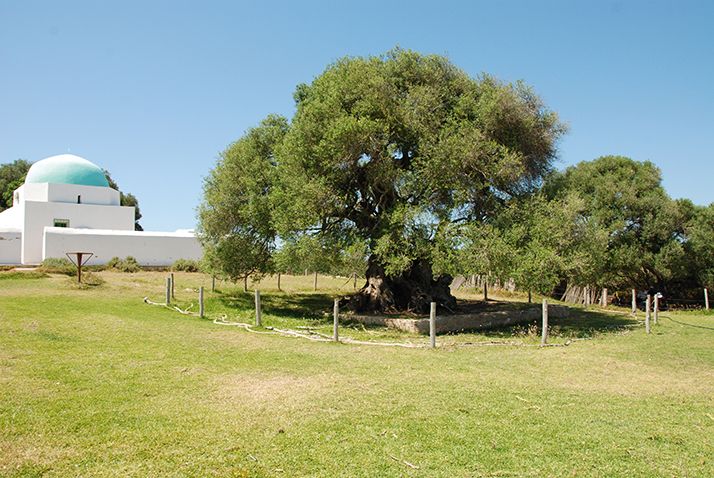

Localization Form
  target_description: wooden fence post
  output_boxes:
[313,271,318,291]
[199,287,204,318]
[541,299,549,346]
[645,294,651,334]
[632,289,636,314]
[211,275,216,292]
[333,298,339,342]
[483,283,488,301]
[654,294,659,325]
[429,302,437,348]
[277,272,281,292]
[705,288,709,311]
[166,277,171,305]
[254,289,262,327]
[170,273,175,299]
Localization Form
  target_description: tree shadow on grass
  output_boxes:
[479,307,640,340]
[215,290,639,339]
[217,291,334,321]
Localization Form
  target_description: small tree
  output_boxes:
[198,115,288,285]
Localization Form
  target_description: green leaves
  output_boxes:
[544,156,696,291]
[197,115,288,280]
[0,159,30,211]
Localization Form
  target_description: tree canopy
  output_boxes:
[544,156,694,292]
[0,159,31,211]
[199,49,566,311]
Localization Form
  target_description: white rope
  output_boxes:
[143,297,197,316]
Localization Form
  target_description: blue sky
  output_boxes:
[1,0,712,230]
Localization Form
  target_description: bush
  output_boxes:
[39,258,76,275]
[80,272,105,286]
[106,256,140,273]
[172,259,201,272]
[66,271,105,289]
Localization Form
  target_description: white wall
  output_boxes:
[16,183,48,203]
[0,230,21,264]
[22,201,135,264]
[43,227,203,266]
[16,183,120,206]
[46,183,120,206]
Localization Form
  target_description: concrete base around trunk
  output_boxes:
[346,304,569,335]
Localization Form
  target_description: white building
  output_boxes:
[0,154,202,266]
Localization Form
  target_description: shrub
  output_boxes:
[172,259,201,272]
[39,258,76,275]
[80,272,105,286]
[66,271,105,289]
[106,256,140,273]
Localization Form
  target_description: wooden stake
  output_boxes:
[243,275,248,292]
[277,272,281,292]
[313,271,318,291]
[705,288,709,311]
[170,272,175,299]
[541,299,549,346]
[429,302,437,348]
[166,277,171,305]
[645,294,651,334]
[254,289,262,327]
[631,289,636,314]
[483,283,488,301]
[199,286,204,318]
[333,298,339,342]
[528,290,532,303]
[654,294,659,325]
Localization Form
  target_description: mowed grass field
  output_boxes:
[1,271,713,477]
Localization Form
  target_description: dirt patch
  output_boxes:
[553,358,714,397]
[212,372,339,407]
[0,439,76,476]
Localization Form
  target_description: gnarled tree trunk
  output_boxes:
[350,257,456,313]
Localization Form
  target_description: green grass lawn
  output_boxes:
[1,271,713,477]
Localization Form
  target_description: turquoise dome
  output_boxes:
[25,154,110,187]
